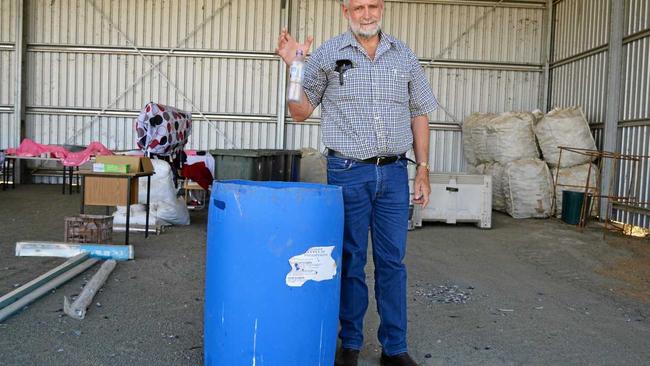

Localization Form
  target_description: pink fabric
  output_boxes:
[6,139,113,166]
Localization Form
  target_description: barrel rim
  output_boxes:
[214,179,341,192]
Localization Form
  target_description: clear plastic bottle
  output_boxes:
[287,50,305,103]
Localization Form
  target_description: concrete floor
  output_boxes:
[0,184,648,365]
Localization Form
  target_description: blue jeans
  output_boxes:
[326,154,410,356]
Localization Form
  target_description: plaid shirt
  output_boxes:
[303,30,438,160]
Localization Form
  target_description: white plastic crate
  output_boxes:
[410,173,492,229]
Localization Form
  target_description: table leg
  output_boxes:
[125,176,131,246]
[145,175,151,239]
[62,166,66,194]
[68,166,73,194]
[11,158,15,189]
[2,158,6,191]
[80,176,85,214]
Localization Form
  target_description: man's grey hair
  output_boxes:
[341,0,384,6]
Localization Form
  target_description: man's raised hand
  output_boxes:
[276,28,314,65]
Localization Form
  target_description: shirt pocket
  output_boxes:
[327,68,363,101]
[375,67,410,104]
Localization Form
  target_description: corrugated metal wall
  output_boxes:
[1,0,547,175]
[549,0,609,123]
[550,0,650,228]
[24,0,283,153]
[290,0,545,172]
[0,0,16,150]
[0,0,542,174]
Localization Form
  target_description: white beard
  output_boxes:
[349,19,382,39]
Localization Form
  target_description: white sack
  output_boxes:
[299,148,327,184]
[534,107,597,167]
[154,198,191,226]
[484,112,539,164]
[503,159,553,218]
[462,113,495,166]
[112,204,163,226]
[551,163,598,217]
[463,112,538,165]
[479,162,507,212]
[115,158,190,226]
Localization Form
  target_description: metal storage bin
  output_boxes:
[209,149,301,181]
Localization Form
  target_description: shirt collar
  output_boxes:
[339,29,396,52]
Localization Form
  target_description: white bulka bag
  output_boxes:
[299,148,327,184]
[484,112,539,164]
[503,159,553,218]
[462,113,495,166]
[551,163,598,217]
[483,162,507,212]
[534,107,597,167]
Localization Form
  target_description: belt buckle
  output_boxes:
[376,156,385,166]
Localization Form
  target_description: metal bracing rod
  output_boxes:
[66,0,237,149]
[425,0,506,123]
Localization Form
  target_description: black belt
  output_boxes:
[328,150,404,165]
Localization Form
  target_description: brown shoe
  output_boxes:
[334,347,360,366]
[380,352,418,366]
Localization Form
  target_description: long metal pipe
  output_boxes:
[384,0,545,9]
[24,106,278,122]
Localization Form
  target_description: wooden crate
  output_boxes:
[64,214,114,244]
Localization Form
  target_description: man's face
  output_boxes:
[342,0,384,39]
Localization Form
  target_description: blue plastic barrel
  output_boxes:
[205,180,344,366]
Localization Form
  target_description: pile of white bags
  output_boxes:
[462,106,598,219]
[113,159,190,226]
[462,111,540,214]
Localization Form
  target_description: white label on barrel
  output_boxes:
[285,246,337,287]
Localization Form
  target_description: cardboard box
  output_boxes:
[95,156,154,174]
[93,163,130,173]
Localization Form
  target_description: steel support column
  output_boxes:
[276,0,290,149]
[600,0,625,219]
[13,0,25,183]
[542,0,555,112]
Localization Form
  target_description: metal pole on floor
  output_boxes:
[600,0,625,220]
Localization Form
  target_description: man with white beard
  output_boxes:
[276,1,437,365]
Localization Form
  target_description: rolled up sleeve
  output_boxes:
[302,49,328,109]
[407,52,437,118]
